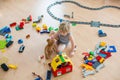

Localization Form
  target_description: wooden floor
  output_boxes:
[0,0,120,80]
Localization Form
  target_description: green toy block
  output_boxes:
[89,51,94,56]
[15,26,23,31]
[54,28,58,31]
[49,27,54,31]
[0,40,7,49]
[72,22,77,26]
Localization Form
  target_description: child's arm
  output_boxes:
[69,35,75,53]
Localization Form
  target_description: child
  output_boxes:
[50,22,76,56]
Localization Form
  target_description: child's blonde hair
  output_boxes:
[59,22,70,33]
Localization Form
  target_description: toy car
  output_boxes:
[19,45,25,53]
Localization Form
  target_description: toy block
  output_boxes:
[1,49,6,53]
[19,22,24,29]
[27,15,32,21]
[10,22,17,27]
[92,61,100,69]
[98,53,107,58]
[87,62,93,66]
[42,24,48,30]
[82,52,89,56]
[99,58,105,63]
[91,21,100,27]
[8,64,17,69]
[6,41,14,48]
[40,30,50,34]
[15,25,23,31]
[1,63,9,71]
[100,50,111,59]
[48,27,54,32]
[32,23,37,27]
[0,40,7,49]
[81,64,94,70]
[18,39,23,44]
[19,45,25,53]
[98,33,107,37]
[59,19,63,23]
[108,45,117,53]
[82,70,96,78]
[96,56,102,62]
[89,51,94,56]
[54,28,58,31]
[46,70,52,80]
[36,26,41,32]
[26,34,30,39]
[100,42,106,47]
[95,63,105,72]
[0,26,11,36]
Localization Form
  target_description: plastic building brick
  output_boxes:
[19,45,25,53]
[33,15,43,23]
[82,70,96,78]
[10,22,17,27]
[98,30,107,37]
[46,70,52,80]
[107,45,117,53]
[95,63,105,72]
[0,40,7,49]
[18,39,23,44]
[40,30,50,34]
[26,34,30,39]
[1,63,9,71]
[8,64,17,69]
[6,41,14,48]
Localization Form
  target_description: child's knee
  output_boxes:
[58,44,66,52]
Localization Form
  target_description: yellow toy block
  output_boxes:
[1,49,6,53]
[42,24,47,30]
[99,58,105,63]
[81,64,94,70]
[36,26,41,32]
[100,42,106,47]
[8,64,17,69]
[32,23,37,27]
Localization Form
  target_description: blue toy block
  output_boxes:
[59,19,63,23]
[18,39,23,44]
[108,45,117,53]
[0,26,11,36]
[40,30,50,34]
[92,61,100,69]
[98,53,107,58]
[98,33,107,37]
[98,30,107,37]
[95,63,105,72]
[46,70,52,80]
[98,30,103,34]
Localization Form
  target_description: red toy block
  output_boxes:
[10,22,17,27]
[19,22,24,29]
[29,15,32,21]
[96,56,102,61]
[87,62,93,66]
[82,52,89,56]
[100,50,111,59]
